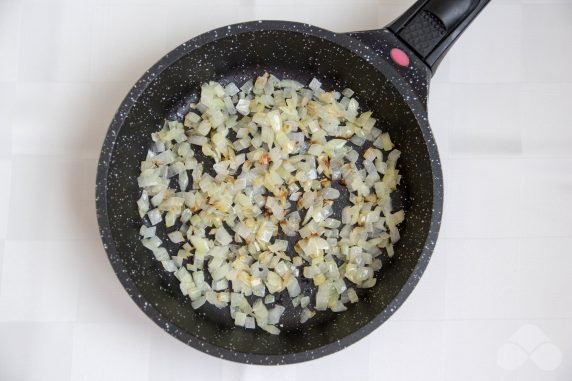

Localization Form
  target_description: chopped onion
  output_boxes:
[191,296,206,309]
[322,187,340,200]
[234,311,247,326]
[147,209,162,225]
[315,282,331,311]
[136,74,405,335]
[300,308,316,323]
[215,227,232,246]
[168,231,185,244]
[380,133,394,151]
[261,324,280,335]
[245,316,255,329]
[190,236,209,253]
[267,305,285,325]
[162,259,178,272]
[236,99,251,115]
[137,191,150,218]
[139,225,156,238]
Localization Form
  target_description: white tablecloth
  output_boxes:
[1,0,571,380]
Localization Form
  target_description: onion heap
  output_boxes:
[136,73,404,334]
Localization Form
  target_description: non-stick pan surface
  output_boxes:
[96,0,490,364]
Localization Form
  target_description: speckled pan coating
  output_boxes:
[95,21,443,365]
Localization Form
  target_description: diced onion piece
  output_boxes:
[380,133,394,151]
[147,209,162,225]
[236,99,251,115]
[267,305,285,325]
[190,236,210,253]
[309,78,322,91]
[215,227,233,246]
[315,282,331,311]
[286,277,301,298]
[191,296,206,309]
[331,300,347,312]
[234,311,247,327]
[322,187,340,200]
[168,231,185,244]
[347,288,359,303]
[139,225,156,238]
[162,260,178,272]
[253,299,269,327]
[141,236,162,250]
[300,308,316,323]
[323,139,346,158]
[137,191,150,218]
[261,325,280,335]
[245,316,255,329]
[225,82,240,97]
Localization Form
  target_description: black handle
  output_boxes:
[388,0,490,73]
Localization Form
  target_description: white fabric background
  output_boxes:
[0,0,571,380]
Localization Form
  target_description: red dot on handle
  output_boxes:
[390,48,410,67]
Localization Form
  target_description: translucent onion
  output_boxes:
[136,74,405,335]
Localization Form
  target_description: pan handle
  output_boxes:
[387,0,490,73]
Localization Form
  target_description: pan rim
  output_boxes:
[95,19,443,365]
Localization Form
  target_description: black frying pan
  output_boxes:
[96,0,490,364]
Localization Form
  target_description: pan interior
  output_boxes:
[103,28,435,356]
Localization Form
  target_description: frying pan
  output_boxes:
[96,0,490,364]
